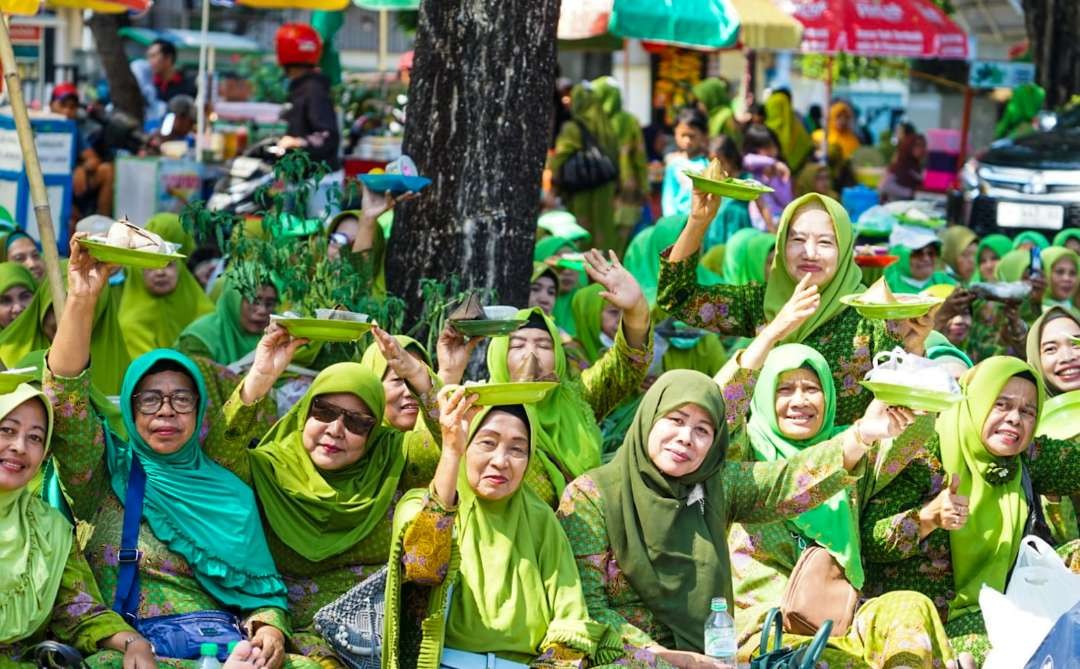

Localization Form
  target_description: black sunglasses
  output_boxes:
[309,397,375,435]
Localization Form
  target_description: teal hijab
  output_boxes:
[108,349,287,610]
[1012,231,1050,251]
[974,234,1013,282]
[745,344,862,587]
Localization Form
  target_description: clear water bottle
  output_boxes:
[704,597,737,663]
[197,643,221,669]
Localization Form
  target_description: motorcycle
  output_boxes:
[207,135,283,215]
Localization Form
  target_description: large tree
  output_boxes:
[88,13,146,122]
[386,0,561,326]
[1022,0,1080,108]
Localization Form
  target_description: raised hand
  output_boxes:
[436,324,481,387]
[372,324,431,392]
[765,273,820,342]
[360,184,419,222]
[920,473,969,536]
[688,185,722,229]
[67,233,114,301]
[437,385,480,458]
[241,323,308,404]
[582,249,645,313]
[856,400,917,443]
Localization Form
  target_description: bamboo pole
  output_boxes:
[0,15,66,317]
[195,0,210,163]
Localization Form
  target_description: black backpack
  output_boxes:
[558,120,618,194]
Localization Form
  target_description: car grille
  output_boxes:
[969,195,1080,236]
[984,179,1080,195]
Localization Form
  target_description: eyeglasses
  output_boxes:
[329,232,352,248]
[132,390,198,415]
[309,398,375,435]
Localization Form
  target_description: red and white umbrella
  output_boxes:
[777,0,968,59]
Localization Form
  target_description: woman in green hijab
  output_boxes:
[764,91,812,173]
[0,382,160,667]
[1054,229,1080,253]
[207,324,442,665]
[660,190,933,425]
[118,214,214,359]
[863,356,1080,664]
[0,261,35,329]
[693,77,740,142]
[176,280,279,365]
[941,225,979,285]
[974,234,1012,282]
[556,368,880,663]
[994,83,1045,139]
[549,83,620,252]
[622,215,723,310]
[593,76,649,253]
[995,247,1078,316]
[384,389,642,669]
[719,228,775,285]
[1012,230,1051,251]
[534,235,585,336]
[45,242,301,666]
[884,243,958,295]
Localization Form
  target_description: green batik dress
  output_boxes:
[862,432,1080,664]
[209,382,444,666]
[0,535,134,667]
[42,365,315,668]
[656,252,904,426]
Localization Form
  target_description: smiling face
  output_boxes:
[981,376,1039,458]
[908,244,939,281]
[0,398,48,492]
[1049,257,1078,301]
[301,392,375,471]
[646,403,717,478]
[528,275,557,315]
[506,328,557,382]
[142,263,179,296]
[465,410,530,501]
[382,351,424,431]
[978,247,1001,281]
[1040,317,1080,392]
[784,206,840,288]
[774,368,826,441]
[132,371,198,455]
[0,283,33,328]
[7,238,43,282]
[240,285,277,334]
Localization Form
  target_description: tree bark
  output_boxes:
[88,13,146,123]
[387,0,560,327]
[1022,0,1080,108]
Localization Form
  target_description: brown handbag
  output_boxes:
[780,545,860,637]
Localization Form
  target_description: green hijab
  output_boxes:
[995,83,1045,139]
[721,228,775,285]
[119,218,214,360]
[995,248,1031,282]
[925,331,974,370]
[569,83,618,161]
[764,194,865,344]
[764,91,813,171]
[1027,307,1080,397]
[109,349,287,610]
[534,235,582,336]
[746,344,862,587]
[177,281,265,365]
[1053,229,1080,250]
[974,234,1013,282]
[0,261,35,306]
[1041,247,1080,305]
[328,209,388,300]
[884,245,957,295]
[1012,231,1050,251]
[144,213,195,256]
[250,362,407,562]
[570,283,607,365]
[0,383,70,645]
[358,334,431,428]
[487,308,602,496]
[692,78,738,141]
[591,370,730,652]
[941,226,978,281]
[939,356,1044,620]
[623,216,723,307]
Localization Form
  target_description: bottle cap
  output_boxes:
[710,597,727,612]
[200,642,218,656]
[227,641,239,653]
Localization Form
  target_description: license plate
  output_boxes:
[996,201,1065,230]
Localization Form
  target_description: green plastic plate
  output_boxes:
[79,238,186,270]
[450,319,528,337]
[452,382,558,406]
[0,370,36,393]
[685,173,774,201]
[860,380,963,413]
[1038,391,1080,440]
[840,293,943,320]
[270,316,372,342]
[895,213,946,229]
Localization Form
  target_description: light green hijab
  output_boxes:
[941,226,978,283]
[1012,231,1051,251]
[623,215,723,307]
[1027,307,1080,397]
[177,281,268,365]
[693,78,738,141]
[591,370,730,652]
[250,362,407,562]
[939,356,1044,620]
[721,228,775,285]
[746,344,862,587]
[0,383,69,645]
[487,308,602,497]
[534,235,582,336]
[765,91,813,171]
[974,234,1013,282]
[358,334,432,429]
[763,194,865,344]
[570,283,607,364]
[884,245,958,294]
[0,261,35,314]
[1053,229,1080,250]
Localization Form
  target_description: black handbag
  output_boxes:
[558,121,617,194]
[750,608,833,669]
[21,641,86,668]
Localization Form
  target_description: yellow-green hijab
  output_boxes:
[765,91,813,171]
[764,194,864,344]
[358,334,432,428]
[939,356,1044,621]
[0,383,70,645]
[176,281,264,365]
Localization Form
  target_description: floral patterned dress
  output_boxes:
[210,383,444,666]
[656,252,904,426]
[0,536,134,667]
[43,365,315,669]
[862,432,1080,663]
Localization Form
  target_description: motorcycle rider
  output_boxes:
[274,24,340,171]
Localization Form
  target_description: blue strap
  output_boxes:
[112,454,146,624]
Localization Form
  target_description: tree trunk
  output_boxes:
[386,0,560,327]
[1022,0,1080,108]
[88,13,145,123]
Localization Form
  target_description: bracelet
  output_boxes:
[851,420,872,448]
[123,636,146,652]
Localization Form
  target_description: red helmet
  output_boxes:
[51,82,78,102]
[275,23,322,67]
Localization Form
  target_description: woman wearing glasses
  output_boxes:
[177,279,280,366]
[45,235,308,668]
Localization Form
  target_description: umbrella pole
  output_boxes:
[0,15,66,316]
[195,0,210,163]
[378,9,388,73]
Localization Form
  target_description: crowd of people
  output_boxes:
[0,63,1078,669]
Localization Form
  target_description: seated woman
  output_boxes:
[176,280,278,366]
[0,261,35,329]
[878,133,926,203]
[486,250,652,506]
[862,356,1080,664]
[940,226,978,287]
[557,365,883,668]
[384,388,644,669]
[45,237,305,668]
[0,383,157,667]
[659,189,933,425]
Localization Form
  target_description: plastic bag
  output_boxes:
[864,348,961,395]
[1025,600,1080,668]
